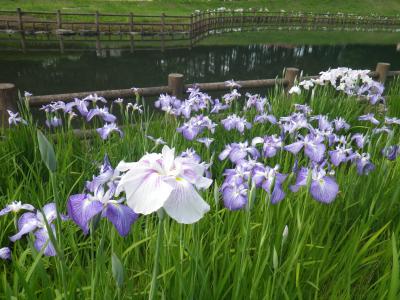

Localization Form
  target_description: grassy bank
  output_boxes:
[0,72,399,298]
[1,0,400,16]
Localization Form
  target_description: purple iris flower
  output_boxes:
[222,89,241,104]
[294,104,312,115]
[219,142,260,164]
[284,134,326,163]
[382,145,400,161]
[180,148,201,163]
[385,117,400,125]
[372,126,392,135]
[253,113,277,124]
[146,135,167,146]
[245,93,268,113]
[0,247,11,260]
[290,167,339,203]
[68,186,138,236]
[7,110,27,126]
[221,183,248,210]
[197,137,214,149]
[87,107,117,123]
[155,94,182,116]
[45,116,62,128]
[210,99,229,114]
[279,113,309,134]
[73,98,89,117]
[328,146,353,166]
[0,201,35,216]
[224,79,241,89]
[311,115,333,132]
[358,113,379,125]
[83,93,107,104]
[358,81,385,105]
[349,152,375,175]
[332,117,350,131]
[97,123,123,140]
[86,154,119,193]
[221,114,251,134]
[177,115,216,140]
[9,203,65,256]
[252,165,287,204]
[351,133,368,149]
[252,135,283,158]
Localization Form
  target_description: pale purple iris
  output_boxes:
[351,133,368,149]
[221,114,251,134]
[332,117,350,131]
[224,79,241,89]
[219,142,259,164]
[177,115,216,140]
[146,135,167,145]
[197,137,214,149]
[45,116,62,128]
[253,113,277,124]
[290,167,339,203]
[9,203,65,256]
[349,152,375,175]
[252,135,283,158]
[73,98,89,117]
[245,93,268,113]
[180,148,201,163]
[221,164,252,210]
[252,165,287,203]
[83,93,107,104]
[155,94,182,115]
[284,134,326,163]
[279,113,309,134]
[210,99,229,114]
[294,104,312,115]
[222,89,241,104]
[96,123,123,140]
[87,107,117,123]
[311,115,333,132]
[372,126,392,135]
[7,110,27,126]
[358,81,385,105]
[382,145,400,161]
[328,146,353,166]
[68,156,138,236]
[358,113,379,125]
[40,101,76,113]
[0,201,35,216]
[0,247,11,260]
[385,117,400,125]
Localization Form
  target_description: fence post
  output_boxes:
[129,12,134,53]
[189,14,193,49]
[56,9,62,29]
[284,67,300,94]
[161,13,165,52]
[0,83,17,127]
[375,62,390,83]
[95,11,100,32]
[168,73,184,99]
[16,8,23,31]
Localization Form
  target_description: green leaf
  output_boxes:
[273,246,279,271]
[112,253,124,289]
[37,130,57,173]
[388,233,399,300]
[213,182,220,207]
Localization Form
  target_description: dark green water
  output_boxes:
[0,44,399,96]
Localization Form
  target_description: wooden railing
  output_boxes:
[0,62,399,127]
[0,8,399,52]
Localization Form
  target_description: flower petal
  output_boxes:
[103,203,138,236]
[67,194,103,234]
[310,176,339,203]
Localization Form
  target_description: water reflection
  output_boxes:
[0,44,399,95]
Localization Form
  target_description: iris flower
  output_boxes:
[116,146,212,224]
[0,247,11,260]
[7,110,27,126]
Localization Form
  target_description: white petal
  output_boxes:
[161,145,175,172]
[115,161,138,172]
[126,173,173,215]
[163,179,210,224]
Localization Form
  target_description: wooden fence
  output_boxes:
[1,62,399,126]
[0,8,399,52]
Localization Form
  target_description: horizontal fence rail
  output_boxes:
[1,8,400,52]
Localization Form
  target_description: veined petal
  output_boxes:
[67,194,103,235]
[103,203,138,236]
[125,172,173,215]
[284,141,304,154]
[163,179,210,224]
[34,227,57,256]
[310,176,339,204]
[9,212,38,242]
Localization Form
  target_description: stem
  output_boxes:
[149,210,165,300]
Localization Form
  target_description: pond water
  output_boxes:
[0,44,399,96]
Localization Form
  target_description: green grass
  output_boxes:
[1,0,400,16]
[0,77,399,299]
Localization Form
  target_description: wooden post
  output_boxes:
[189,14,193,49]
[284,67,300,94]
[375,62,390,83]
[95,11,100,32]
[56,10,64,53]
[129,12,134,53]
[16,8,26,53]
[161,13,165,52]
[168,73,184,99]
[0,83,17,127]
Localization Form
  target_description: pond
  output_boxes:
[0,43,399,96]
